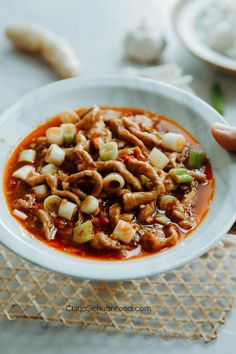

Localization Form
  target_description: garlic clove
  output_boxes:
[124,20,166,64]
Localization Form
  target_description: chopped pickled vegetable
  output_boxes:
[112,220,136,244]
[149,147,169,169]
[13,209,28,220]
[45,144,65,166]
[18,149,36,163]
[32,184,49,199]
[12,165,35,181]
[58,199,77,220]
[41,163,57,174]
[73,220,94,244]
[161,132,186,153]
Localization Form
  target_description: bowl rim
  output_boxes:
[0,75,235,281]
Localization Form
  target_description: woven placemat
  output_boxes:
[1,235,236,342]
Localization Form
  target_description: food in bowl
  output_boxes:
[3,106,214,260]
[199,0,236,60]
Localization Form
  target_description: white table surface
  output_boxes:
[0,0,236,353]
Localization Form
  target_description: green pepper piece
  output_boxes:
[186,149,206,169]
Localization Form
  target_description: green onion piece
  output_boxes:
[64,130,75,146]
[173,174,194,183]
[170,168,188,176]
[61,123,76,146]
[211,82,224,116]
[99,142,118,161]
[169,168,194,183]
[156,215,170,225]
[43,195,61,212]
[140,175,151,185]
[186,149,206,169]
[73,220,94,244]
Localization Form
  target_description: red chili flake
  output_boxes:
[99,200,104,210]
[117,154,131,163]
[148,217,157,225]
[88,162,96,169]
[54,218,67,229]
[9,178,17,189]
[48,240,61,248]
[133,146,147,161]
[98,216,109,229]
[204,158,213,180]
[93,226,100,234]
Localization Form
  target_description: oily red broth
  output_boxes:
[4,107,214,261]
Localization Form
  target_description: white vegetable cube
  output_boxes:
[58,199,77,220]
[99,142,118,161]
[46,127,64,145]
[80,196,99,214]
[161,132,186,153]
[149,148,169,169]
[134,114,153,127]
[112,220,136,244]
[13,165,35,181]
[18,149,36,163]
[45,144,65,166]
[32,184,49,199]
[40,163,57,174]
[13,209,28,220]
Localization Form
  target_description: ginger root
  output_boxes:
[6,24,80,78]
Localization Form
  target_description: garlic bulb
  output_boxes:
[124,20,166,64]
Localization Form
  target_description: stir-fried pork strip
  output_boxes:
[36,209,57,241]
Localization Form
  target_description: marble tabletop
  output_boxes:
[0,0,236,353]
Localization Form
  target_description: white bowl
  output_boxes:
[0,76,235,280]
[172,0,236,74]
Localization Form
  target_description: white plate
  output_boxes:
[0,76,235,280]
[172,0,236,74]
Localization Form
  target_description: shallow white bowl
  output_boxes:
[172,0,236,74]
[0,76,235,280]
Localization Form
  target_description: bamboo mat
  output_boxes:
[1,233,236,342]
